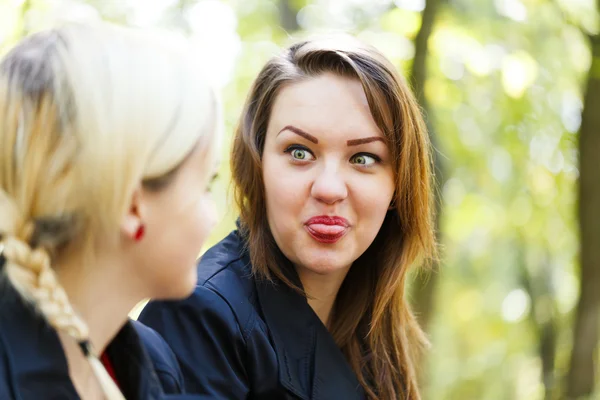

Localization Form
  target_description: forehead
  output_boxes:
[269,73,383,139]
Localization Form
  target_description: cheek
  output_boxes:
[353,172,395,221]
[162,188,214,259]
[262,155,309,241]
[263,156,304,214]
[193,194,217,241]
[169,187,215,253]
[172,195,215,292]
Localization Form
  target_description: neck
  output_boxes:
[55,253,142,353]
[53,250,144,397]
[296,266,350,329]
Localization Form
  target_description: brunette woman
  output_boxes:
[140,35,436,399]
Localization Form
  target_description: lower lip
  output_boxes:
[305,224,348,244]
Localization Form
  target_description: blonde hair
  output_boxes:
[0,23,215,399]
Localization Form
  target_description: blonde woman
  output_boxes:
[0,23,219,399]
[140,36,435,399]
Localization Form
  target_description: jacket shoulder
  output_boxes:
[131,320,184,394]
[138,274,253,397]
[193,231,258,336]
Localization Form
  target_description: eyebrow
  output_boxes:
[277,125,319,144]
[347,137,386,146]
[278,125,385,147]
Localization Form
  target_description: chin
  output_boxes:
[179,269,199,297]
[299,255,352,276]
[155,268,198,300]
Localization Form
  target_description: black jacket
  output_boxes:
[0,274,189,399]
[139,230,366,400]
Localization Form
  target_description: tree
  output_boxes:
[566,6,600,396]
[278,0,299,32]
[520,245,558,399]
[409,0,444,334]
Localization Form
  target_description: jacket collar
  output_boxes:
[104,321,164,399]
[0,277,163,399]
[246,240,365,400]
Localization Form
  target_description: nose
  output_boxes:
[310,162,348,205]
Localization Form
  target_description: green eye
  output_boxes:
[284,145,314,162]
[292,149,308,160]
[351,153,377,166]
[354,155,366,164]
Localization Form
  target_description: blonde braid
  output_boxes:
[0,234,125,400]
[0,191,121,399]
[2,235,88,340]
[0,28,126,398]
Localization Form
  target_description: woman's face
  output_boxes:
[262,73,395,279]
[134,134,219,300]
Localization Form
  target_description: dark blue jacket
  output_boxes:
[138,230,366,400]
[0,274,190,399]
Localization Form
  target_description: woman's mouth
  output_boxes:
[304,216,349,244]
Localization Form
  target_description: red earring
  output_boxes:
[134,225,145,241]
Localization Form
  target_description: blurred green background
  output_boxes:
[1,0,598,399]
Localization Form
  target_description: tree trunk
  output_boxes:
[519,248,558,400]
[566,30,600,398]
[409,0,444,334]
[278,0,299,32]
[18,0,32,39]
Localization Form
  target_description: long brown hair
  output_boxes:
[231,35,436,399]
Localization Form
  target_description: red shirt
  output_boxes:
[100,352,120,388]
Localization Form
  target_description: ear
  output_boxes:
[121,186,146,240]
